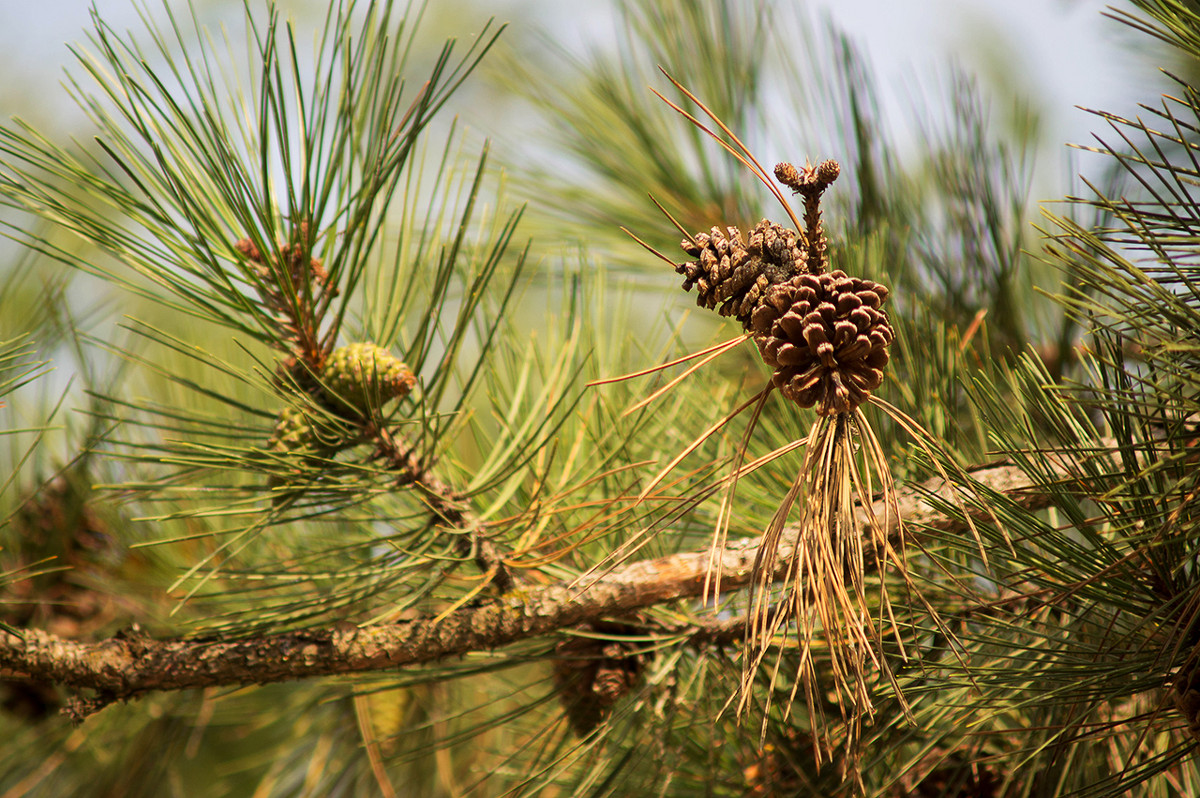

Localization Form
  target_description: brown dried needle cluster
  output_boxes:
[673,158,894,415]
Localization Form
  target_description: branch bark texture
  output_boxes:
[0,455,1066,704]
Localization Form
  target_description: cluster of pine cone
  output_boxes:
[266,341,417,454]
[674,160,894,416]
[236,228,418,477]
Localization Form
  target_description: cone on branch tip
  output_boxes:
[320,342,416,414]
[774,159,841,196]
[775,159,840,275]
[670,157,894,414]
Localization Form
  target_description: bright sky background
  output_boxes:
[0,0,1170,191]
[811,0,1159,160]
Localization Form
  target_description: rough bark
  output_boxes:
[0,454,1080,710]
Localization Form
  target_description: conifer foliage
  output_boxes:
[1,1,1200,796]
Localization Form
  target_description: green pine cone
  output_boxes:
[320,342,416,414]
[264,406,323,493]
[266,406,318,453]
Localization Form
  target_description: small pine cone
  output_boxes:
[264,407,324,494]
[592,643,640,706]
[815,159,841,186]
[320,343,416,414]
[552,624,648,736]
[750,270,893,415]
[1175,664,1200,742]
[774,159,840,195]
[677,220,803,326]
[266,407,317,452]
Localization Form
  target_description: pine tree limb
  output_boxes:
[372,423,516,592]
[0,452,1089,716]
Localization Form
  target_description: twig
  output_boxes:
[374,424,517,592]
[0,452,1081,716]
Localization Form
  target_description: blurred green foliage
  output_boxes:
[1,1,1199,796]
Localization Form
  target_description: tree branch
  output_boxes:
[0,453,1082,712]
[373,423,517,592]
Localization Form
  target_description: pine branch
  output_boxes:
[372,422,516,592]
[0,446,1088,718]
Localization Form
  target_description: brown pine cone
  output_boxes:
[552,622,649,736]
[676,220,803,325]
[750,270,893,415]
[1175,663,1200,742]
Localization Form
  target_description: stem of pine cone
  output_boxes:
[801,190,828,274]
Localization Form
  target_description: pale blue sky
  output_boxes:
[0,0,1168,185]
[813,0,1158,158]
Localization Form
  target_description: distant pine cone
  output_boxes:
[676,220,803,325]
[750,270,893,415]
[320,342,416,414]
[552,624,648,736]
[1175,663,1200,742]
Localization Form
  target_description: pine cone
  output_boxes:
[677,220,803,325]
[1175,664,1200,742]
[264,407,326,493]
[750,270,893,415]
[266,407,317,453]
[552,622,648,736]
[320,342,416,414]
